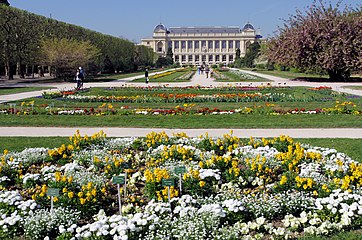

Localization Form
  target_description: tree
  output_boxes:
[166,47,174,65]
[242,42,260,68]
[235,48,241,60]
[0,0,9,6]
[38,38,100,79]
[267,0,362,81]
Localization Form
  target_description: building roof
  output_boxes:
[242,23,255,31]
[154,24,167,32]
[168,26,241,34]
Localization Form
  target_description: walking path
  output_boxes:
[0,69,361,138]
[1,127,361,138]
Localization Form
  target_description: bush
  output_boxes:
[255,64,267,69]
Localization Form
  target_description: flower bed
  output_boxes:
[0,131,362,239]
[1,101,360,116]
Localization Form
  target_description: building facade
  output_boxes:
[141,23,261,66]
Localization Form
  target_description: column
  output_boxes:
[241,40,246,55]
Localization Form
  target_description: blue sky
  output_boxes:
[10,0,360,43]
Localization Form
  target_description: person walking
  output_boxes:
[145,68,149,84]
[205,66,210,78]
[75,69,82,89]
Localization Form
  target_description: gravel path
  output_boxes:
[0,127,361,138]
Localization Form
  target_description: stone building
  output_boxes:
[141,23,261,66]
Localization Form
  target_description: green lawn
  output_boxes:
[131,69,193,82]
[215,70,269,82]
[343,86,362,90]
[246,69,329,80]
[1,114,361,128]
[0,87,52,95]
[92,68,168,81]
[299,230,362,240]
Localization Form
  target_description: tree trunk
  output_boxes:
[5,60,13,80]
[31,65,35,78]
[328,69,351,82]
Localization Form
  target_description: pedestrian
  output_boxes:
[197,65,201,75]
[210,68,213,78]
[78,67,85,88]
[145,68,149,84]
[205,66,210,78]
[75,69,82,89]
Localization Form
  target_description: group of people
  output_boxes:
[75,67,85,89]
[197,64,213,78]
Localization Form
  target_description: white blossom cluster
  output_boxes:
[199,169,221,181]
[23,207,80,240]
[57,109,85,115]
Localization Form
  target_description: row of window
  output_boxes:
[174,55,234,62]
[170,40,242,49]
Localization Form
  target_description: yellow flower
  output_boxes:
[280,175,288,185]
[199,181,206,187]
[79,198,86,205]
[68,191,74,199]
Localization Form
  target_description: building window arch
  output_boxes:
[157,42,164,52]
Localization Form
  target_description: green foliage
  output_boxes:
[0,5,155,79]
[38,38,101,79]
[242,42,261,68]
[267,1,362,81]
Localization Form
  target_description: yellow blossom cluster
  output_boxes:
[182,168,200,180]
[160,145,195,162]
[49,130,106,161]
[228,160,241,178]
[144,168,170,183]
[156,186,179,201]
[245,155,274,183]
[275,143,305,172]
[323,101,360,114]
[295,176,315,190]
[146,131,170,148]
[48,144,74,161]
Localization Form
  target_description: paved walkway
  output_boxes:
[1,127,361,138]
[0,69,361,138]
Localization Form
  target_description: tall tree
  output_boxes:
[242,42,260,68]
[0,0,10,6]
[166,47,174,65]
[267,0,362,81]
[38,38,100,79]
[235,48,241,60]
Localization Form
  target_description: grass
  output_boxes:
[0,137,68,152]
[246,69,329,80]
[343,86,362,90]
[1,137,361,163]
[0,114,361,128]
[131,69,192,82]
[296,138,362,162]
[0,87,52,95]
[215,70,269,82]
[92,68,167,81]
[299,230,362,240]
